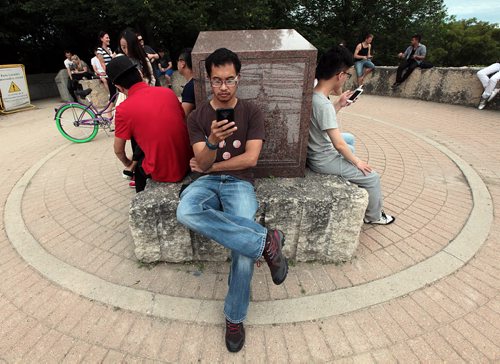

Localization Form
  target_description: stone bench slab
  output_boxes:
[129,171,368,263]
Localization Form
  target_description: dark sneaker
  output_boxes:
[122,170,134,180]
[364,210,395,225]
[391,82,400,88]
[225,319,245,352]
[263,229,288,285]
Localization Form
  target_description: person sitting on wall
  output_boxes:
[158,49,174,87]
[90,47,110,95]
[307,45,395,226]
[353,33,375,86]
[63,50,74,79]
[392,34,427,88]
[68,55,93,101]
[106,56,192,193]
[176,47,288,353]
[70,55,92,80]
[63,50,77,101]
[477,61,500,110]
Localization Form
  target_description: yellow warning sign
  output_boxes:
[0,64,34,113]
[8,81,21,93]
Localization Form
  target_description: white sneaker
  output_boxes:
[364,211,395,225]
[478,98,487,110]
[487,88,499,102]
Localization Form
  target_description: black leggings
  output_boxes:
[106,78,117,100]
[130,137,148,193]
[67,72,93,100]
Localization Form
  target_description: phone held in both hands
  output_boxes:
[216,108,235,123]
[347,85,364,104]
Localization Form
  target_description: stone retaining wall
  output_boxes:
[350,66,499,110]
[34,67,500,111]
[130,172,368,264]
[27,73,59,101]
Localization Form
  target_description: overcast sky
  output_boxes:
[444,0,500,24]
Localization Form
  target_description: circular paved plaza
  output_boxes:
[0,95,499,362]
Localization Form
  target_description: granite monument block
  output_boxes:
[192,29,317,177]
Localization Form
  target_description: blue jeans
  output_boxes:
[354,59,375,77]
[176,175,267,323]
[342,132,355,154]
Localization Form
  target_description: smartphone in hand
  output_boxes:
[216,108,235,123]
[347,85,363,103]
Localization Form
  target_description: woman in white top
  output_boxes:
[91,47,110,94]
[96,31,116,100]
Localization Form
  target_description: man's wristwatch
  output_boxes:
[205,136,218,150]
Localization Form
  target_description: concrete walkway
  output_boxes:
[0,95,499,362]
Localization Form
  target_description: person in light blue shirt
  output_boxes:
[392,34,427,87]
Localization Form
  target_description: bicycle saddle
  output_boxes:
[75,88,92,98]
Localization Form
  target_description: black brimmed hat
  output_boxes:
[106,56,137,83]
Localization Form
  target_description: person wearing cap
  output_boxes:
[107,56,192,191]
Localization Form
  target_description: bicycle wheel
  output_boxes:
[55,103,99,143]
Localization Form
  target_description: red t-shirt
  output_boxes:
[115,82,192,182]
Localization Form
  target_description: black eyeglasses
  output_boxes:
[338,71,352,79]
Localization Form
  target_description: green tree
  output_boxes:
[429,18,500,66]
[0,0,498,73]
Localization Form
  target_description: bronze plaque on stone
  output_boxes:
[192,29,317,178]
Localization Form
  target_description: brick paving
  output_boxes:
[0,95,499,361]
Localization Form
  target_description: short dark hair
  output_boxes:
[179,48,193,69]
[315,46,354,80]
[412,34,422,42]
[114,68,142,89]
[364,33,374,40]
[205,48,241,77]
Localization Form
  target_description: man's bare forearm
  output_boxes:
[115,150,132,167]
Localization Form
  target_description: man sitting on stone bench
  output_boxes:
[176,48,288,353]
[307,46,395,226]
[106,56,192,190]
[392,34,427,88]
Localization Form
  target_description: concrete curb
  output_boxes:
[4,118,493,325]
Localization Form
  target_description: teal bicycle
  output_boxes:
[54,89,118,143]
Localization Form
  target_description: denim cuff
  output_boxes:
[256,230,267,261]
[224,312,246,324]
